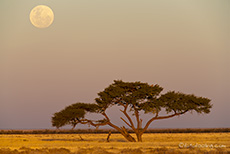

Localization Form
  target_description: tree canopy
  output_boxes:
[52,80,212,142]
[52,103,98,129]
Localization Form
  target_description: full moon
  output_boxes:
[30,5,54,28]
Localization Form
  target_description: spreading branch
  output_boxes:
[77,118,108,128]
[133,105,141,130]
[52,80,212,142]
[118,102,137,132]
[141,110,189,135]
[102,111,136,142]
[120,117,132,128]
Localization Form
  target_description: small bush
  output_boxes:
[77,148,112,154]
[120,148,143,154]
[48,148,71,154]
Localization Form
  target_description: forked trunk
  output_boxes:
[121,133,136,142]
[107,122,136,142]
[120,126,136,142]
[136,133,142,142]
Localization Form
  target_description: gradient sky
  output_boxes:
[0,0,229,129]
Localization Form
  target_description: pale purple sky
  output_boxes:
[0,0,229,129]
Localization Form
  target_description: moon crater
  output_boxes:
[30,5,54,28]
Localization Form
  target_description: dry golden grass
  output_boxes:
[0,133,229,153]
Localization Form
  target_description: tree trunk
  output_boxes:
[136,132,142,142]
[120,126,136,142]
[106,121,136,142]
[122,133,136,142]
[107,131,112,142]
[102,112,136,142]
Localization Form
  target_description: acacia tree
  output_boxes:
[52,80,212,142]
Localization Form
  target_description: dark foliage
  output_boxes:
[51,80,212,142]
[52,103,99,129]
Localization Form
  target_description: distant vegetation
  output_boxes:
[1,128,230,134]
[52,80,212,142]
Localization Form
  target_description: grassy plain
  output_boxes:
[0,133,229,153]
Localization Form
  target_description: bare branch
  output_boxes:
[101,112,122,131]
[140,110,159,135]
[102,112,110,121]
[118,102,126,107]
[78,119,108,128]
[133,105,140,130]
[141,110,189,135]
[155,109,189,120]
[101,111,136,142]
[119,103,136,132]
[120,117,132,128]
[179,110,189,115]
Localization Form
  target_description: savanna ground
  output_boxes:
[0,132,230,154]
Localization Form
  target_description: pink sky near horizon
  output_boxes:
[0,0,229,129]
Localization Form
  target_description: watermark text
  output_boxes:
[179,142,226,149]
